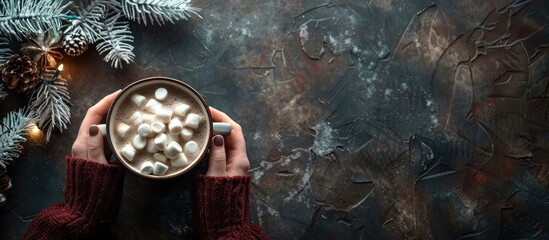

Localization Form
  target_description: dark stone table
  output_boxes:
[2,0,549,239]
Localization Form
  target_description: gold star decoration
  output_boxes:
[20,30,63,70]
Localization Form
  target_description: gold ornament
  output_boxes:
[21,30,63,70]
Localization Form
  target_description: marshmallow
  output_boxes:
[184,113,201,129]
[173,104,191,117]
[151,121,165,133]
[137,124,153,137]
[155,108,173,123]
[154,133,167,151]
[133,135,147,150]
[167,132,179,144]
[169,118,183,135]
[151,122,165,133]
[155,88,168,101]
[153,162,169,176]
[153,153,167,162]
[171,153,188,167]
[165,141,183,159]
[144,99,162,113]
[116,122,131,138]
[142,113,155,122]
[131,94,147,107]
[180,127,193,141]
[146,138,157,153]
[184,141,198,154]
[140,161,154,175]
[120,144,136,161]
[130,112,143,126]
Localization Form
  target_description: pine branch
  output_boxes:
[0,37,10,66]
[0,85,6,101]
[0,37,9,102]
[0,0,72,40]
[96,13,135,68]
[64,0,120,43]
[121,0,201,26]
[0,108,34,168]
[29,68,72,142]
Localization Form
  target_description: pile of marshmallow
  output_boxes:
[118,87,202,176]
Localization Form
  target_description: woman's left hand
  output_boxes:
[71,90,120,164]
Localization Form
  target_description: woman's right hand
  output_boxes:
[206,107,250,177]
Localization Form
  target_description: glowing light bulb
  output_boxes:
[51,64,64,82]
[28,123,42,137]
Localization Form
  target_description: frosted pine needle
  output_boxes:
[96,12,135,68]
[0,85,6,101]
[0,37,11,66]
[0,108,34,168]
[121,0,201,26]
[0,0,71,40]
[64,0,120,43]
[28,67,72,142]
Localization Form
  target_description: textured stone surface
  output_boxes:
[2,0,549,239]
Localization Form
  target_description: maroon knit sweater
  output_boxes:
[23,156,269,240]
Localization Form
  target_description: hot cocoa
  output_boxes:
[108,80,211,177]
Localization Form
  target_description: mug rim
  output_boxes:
[105,76,213,180]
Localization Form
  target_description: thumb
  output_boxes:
[87,125,108,164]
[206,135,226,176]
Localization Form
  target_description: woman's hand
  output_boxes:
[71,90,120,164]
[206,107,250,177]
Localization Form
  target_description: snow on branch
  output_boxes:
[0,0,72,40]
[0,37,10,101]
[121,0,201,26]
[64,0,120,43]
[0,37,10,66]
[0,85,6,101]
[96,12,135,68]
[0,108,34,168]
[29,67,72,142]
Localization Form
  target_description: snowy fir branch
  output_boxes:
[1,0,201,68]
[0,37,11,65]
[0,0,72,40]
[0,37,9,101]
[121,0,201,26]
[0,108,34,168]
[64,0,120,43]
[0,85,6,101]
[29,67,72,142]
[96,12,135,68]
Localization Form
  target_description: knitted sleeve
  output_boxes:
[195,175,269,240]
[23,156,126,240]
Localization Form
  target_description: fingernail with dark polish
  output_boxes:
[213,135,224,147]
[89,125,99,136]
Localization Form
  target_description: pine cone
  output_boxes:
[1,54,41,93]
[63,33,88,57]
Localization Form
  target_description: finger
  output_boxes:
[71,142,87,159]
[209,106,237,123]
[87,125,108,164]
[77,90,121,139]
[208,107,246,152]
[206,135,227,176]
